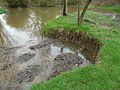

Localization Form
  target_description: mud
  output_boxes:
[0,39,89,90]
[15,65,43,83]
[51,53,89,77]
[16,53,35,64]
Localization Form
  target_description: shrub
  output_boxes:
[5,0,28,8]
[33,0,55,7]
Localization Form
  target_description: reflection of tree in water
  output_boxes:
[4,6,77,30]
[5,7,62,29]
[0,29,5,45]
[0,24,10,46]
[25,10,42,38]
[25,10,41,30]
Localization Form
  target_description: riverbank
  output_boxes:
[31,11,120,90]
[0,7,91,89]
[97,5,120,13]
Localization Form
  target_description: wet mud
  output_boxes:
[51,53,89,78]
[0,39,89,90]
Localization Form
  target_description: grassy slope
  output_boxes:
[31,12,120,90]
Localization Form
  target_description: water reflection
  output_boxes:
[0,10,42,46]
[0,6,77,46]
[50,45,85,59]
[0,14,34,46]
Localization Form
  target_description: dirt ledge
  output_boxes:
[44,29,103,63]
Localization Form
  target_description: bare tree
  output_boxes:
[78,0,92,25]
[63,0,68,16]
[77,0,81,25]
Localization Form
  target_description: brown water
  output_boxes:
[0,6,118,46]
[0,6,92,90]
[0,6,77,46]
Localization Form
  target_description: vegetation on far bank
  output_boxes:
[0,0,120,8]
[97,5,120,13]
[0,0,77,7]
[31,11,120,90]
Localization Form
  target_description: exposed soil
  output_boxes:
[44,30,102,63]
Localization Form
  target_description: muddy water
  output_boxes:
[0,6,91,90]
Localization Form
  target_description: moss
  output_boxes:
[31,11,120,90]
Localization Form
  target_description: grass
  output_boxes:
[0,7,7,14]
[97,5,120,13]
[31,11,120,90]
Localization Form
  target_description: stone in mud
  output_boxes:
[113,15,120,23]
[29,39,63,50]
[51,53,86,77]
[14,65,42,83]
[16,52,35,64]
[29,40,51,50]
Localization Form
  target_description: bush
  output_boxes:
[34,0,55,7]
[6,0,28,8]
[68,0,77,5]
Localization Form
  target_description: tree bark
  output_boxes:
[63,0,67,16]
[77,0,80,25]
[79,0,92,23]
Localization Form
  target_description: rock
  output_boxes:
[29,41,50,50]
[29,39,63,50]
[113,15,120,23]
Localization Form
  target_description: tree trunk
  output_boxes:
[79,0,92,23]
[77,0,80,25]
[63,0,67,16]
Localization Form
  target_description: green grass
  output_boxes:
[0,7,7,14]
[97,5,120,13]
[31,11,120,90]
